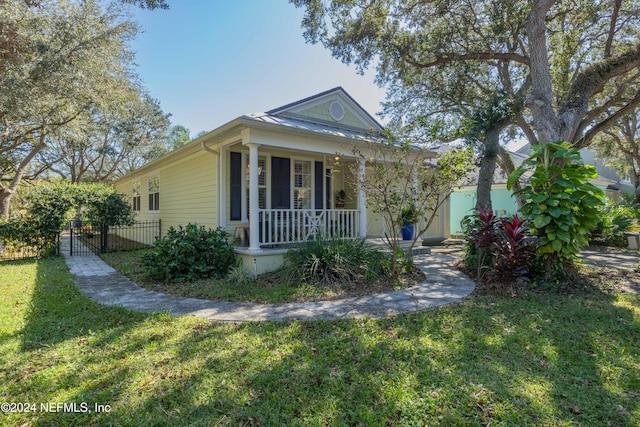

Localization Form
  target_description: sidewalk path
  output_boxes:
[60,236,475,322]
[579,248,640,271]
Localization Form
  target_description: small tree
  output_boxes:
[347,138,473,277]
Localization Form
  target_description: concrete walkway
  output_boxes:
[60,236,475,322]
[579,248,640,271]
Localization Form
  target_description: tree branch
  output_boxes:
[575,89,640,149]
[604,0,622,58]
[404,52,530,69]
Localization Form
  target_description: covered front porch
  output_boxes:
[223,127,371,253]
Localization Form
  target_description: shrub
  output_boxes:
[228,264,255,286]
[144,225,236,282]
[463,210,536,290]
[0,218,57,257]
[280,237,386,285]
[591,203,636,247]
[489,215,536,288]
[462,208,499,280]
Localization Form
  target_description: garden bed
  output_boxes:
[100,249,425,304]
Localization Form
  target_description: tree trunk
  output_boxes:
[633,171,640,205]
[526,0,562,144]
[1,136,47,219]
[498,147,524,207]
[476,128,501,212]
[0,189,13,219]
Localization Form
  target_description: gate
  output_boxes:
[69,220,103,256]
[68,219,161,256]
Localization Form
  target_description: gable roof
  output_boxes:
[114,87,393,183]
[263,86,384,133]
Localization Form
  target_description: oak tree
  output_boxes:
[0,0,144,217]
[291,0,640,210]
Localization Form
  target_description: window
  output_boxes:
[293,159,311,209]
[246,156,267,217]
[132,181,141,212]
[148,176,159,211]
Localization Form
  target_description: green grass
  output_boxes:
[1,257,639,426]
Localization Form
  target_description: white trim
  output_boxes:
[357,159,367,238]
[290,156,315,210]
[247,142,261,252]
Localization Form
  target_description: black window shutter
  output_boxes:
[230,152,242,220]
[314,161,323,210]
[271,157,290,209]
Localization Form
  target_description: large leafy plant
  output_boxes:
[144,225,235,282]
[508,142,605,280]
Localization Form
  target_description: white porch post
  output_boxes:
[248,142,261,252]
[357,159,367,238]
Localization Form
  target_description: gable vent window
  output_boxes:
[329,101,345,121]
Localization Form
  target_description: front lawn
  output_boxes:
[1,257,639,426]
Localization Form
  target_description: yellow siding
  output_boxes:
[159,153,217,233]
[115,152,218,236]
[298,101,371,130]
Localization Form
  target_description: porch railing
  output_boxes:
[258,209,359,246]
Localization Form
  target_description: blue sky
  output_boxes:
[130,1,386,136]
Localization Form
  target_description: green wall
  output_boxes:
[449,187,519,236]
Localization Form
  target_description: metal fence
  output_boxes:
[69,219,161,256]
[0,235,59,261]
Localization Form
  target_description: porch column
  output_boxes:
[357,159,367,238]
[248,142,261,252]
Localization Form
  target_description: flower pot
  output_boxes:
[401,224,414,240]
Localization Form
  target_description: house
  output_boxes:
[449,144,630,236]
[114,87,447,273]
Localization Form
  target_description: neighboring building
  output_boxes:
[449,150,529,236]
[449,144,627,236]
[114,87,446,273]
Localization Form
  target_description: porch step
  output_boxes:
[405,247,431,257]
[422,237,467,246]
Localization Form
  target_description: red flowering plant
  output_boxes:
[464,210,536,290]
[490,215,536,290]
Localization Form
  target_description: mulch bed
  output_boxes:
[457,260,640,297]
[256,267,426,302]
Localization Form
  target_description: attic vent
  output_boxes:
[329,101,345,121]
